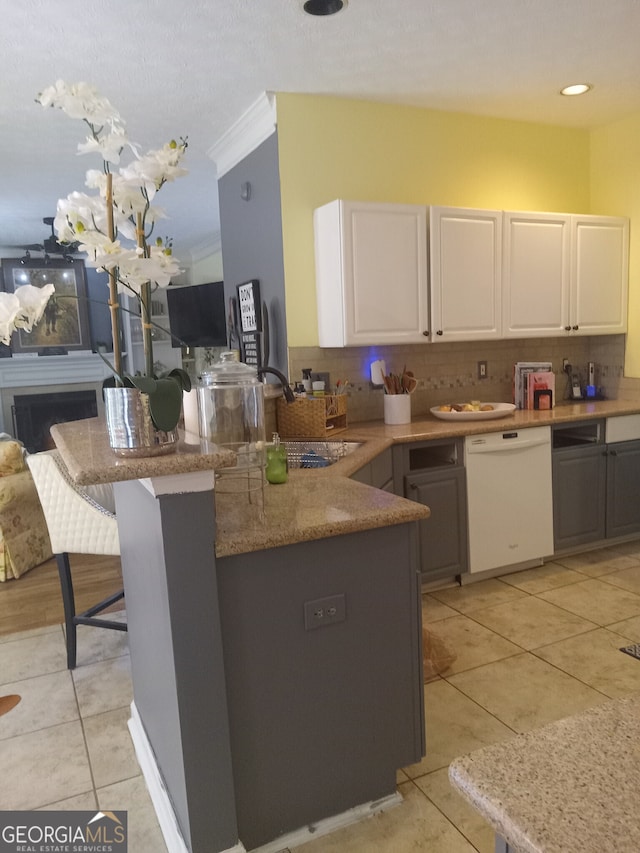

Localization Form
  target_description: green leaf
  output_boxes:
[165,367,192,393]
[147,377,183,432]
[128,375,158,395]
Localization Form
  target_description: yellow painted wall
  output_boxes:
[591,113,640,377]
[276,94,590,347]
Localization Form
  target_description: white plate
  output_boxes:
[430,402,516,421]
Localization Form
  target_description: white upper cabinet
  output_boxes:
[313,200,629,348]
[314,200,429,347]
[504,212,628,337]
[571,215,629,335]
[503,211,571,338]
[429,207,502,342]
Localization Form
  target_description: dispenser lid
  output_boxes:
[200,351,260,385]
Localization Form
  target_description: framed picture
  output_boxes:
[1,259,91,354]
[236,279,262,333]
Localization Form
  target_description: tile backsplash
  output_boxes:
[288,336,628,423]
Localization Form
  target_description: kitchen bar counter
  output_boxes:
[50,416,237,485]
[50,418,429,559]
[214,474,428,557]
[449,693,640,853]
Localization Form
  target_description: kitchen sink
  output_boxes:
[283,440,362,469]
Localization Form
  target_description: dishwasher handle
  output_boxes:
[466,437,550,454]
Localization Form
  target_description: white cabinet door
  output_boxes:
[315,200,429,347]
[502,211,571,338]
[429,207,502,342]
[571,215,629,335]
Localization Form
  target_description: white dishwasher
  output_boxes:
[465,426,554,575]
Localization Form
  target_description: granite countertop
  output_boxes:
[318,398,640,478]
[50,417,237,485]
[50,417,429,558]
[449,694,640,853]
[50,399,640,559]
[214,475,428,558]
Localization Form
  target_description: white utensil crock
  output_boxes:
[384,394,411,425]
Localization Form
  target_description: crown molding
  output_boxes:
[189,232,222,264]
[208,92,277,178]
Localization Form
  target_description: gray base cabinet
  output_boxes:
[216,523,424,850]
[552,421,640,550]
[405,467,468,580]
[393,439,468,581]
[606,439,640,538]
[350,447,394,491]
[552,443,606,550]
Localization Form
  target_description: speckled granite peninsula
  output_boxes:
[50,417,430,557]
[449,694,640,853]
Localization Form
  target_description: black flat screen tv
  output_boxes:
[166,281,227,348]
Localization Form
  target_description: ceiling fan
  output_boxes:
[11,217,80,261]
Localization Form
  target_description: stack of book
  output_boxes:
[513,362,555,410]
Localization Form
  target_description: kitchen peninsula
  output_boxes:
[50,417,429,853]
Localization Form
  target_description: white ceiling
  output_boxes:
[2,0,640,259]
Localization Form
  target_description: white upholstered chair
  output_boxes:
[26,450,125,669]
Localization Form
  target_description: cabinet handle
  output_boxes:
[409,483,417,490]
[572,325,579,331]
[564,325,571,331]
[609,449,617,456]
[422,330,430,337]
[436,330,443,336]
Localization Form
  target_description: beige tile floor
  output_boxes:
[3,543,640,852]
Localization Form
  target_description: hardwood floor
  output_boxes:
[0,554,123,637]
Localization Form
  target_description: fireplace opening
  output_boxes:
[12,390,98,452]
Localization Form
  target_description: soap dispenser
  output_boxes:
[266,432,288,484]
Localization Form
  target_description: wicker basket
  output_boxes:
[276,395,348,438]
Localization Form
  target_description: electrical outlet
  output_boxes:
[563,358,570,372]
[304,593,346,630]
[477,360,488,380]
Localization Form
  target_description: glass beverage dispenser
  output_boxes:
[197,351,266,505]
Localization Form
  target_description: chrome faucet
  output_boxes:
[256,366,296,403]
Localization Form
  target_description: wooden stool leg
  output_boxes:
[56,553,77,670]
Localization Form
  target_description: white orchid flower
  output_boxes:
[120,141,188,193]
[37,80,123,129]
[116,249,182,295]
[0,293,22,346]
[55,192,108,240]
[13,284,56,331]
[79,235,124,266]
[77,124,131,164]
[39,80,188,381]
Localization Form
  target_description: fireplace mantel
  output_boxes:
[0,352,113,388]
[0,352,113,436]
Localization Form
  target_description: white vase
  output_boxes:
[384,393,411,425]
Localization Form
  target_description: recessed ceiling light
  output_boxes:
[560,83,592,96]
[303,0,346,15]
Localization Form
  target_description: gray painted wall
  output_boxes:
[113,480,238,853]
[218,132,288,376]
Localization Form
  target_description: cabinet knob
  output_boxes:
[409,483,417,490]
[436,330,443,336]
[422,330,430,337]
[564,325,572,331]
[609,449,618,456]
[572,325,579,331]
